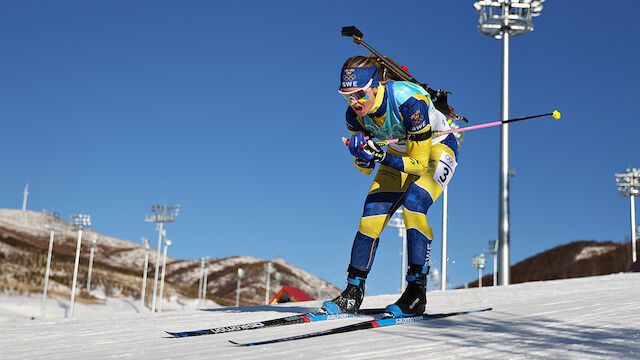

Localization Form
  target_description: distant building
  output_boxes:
[269,286,313,304]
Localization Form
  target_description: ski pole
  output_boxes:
[342,110,561,147]
[433,110,561,137]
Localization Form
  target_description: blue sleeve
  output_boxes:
[398,97,430,134]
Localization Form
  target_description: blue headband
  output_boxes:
[339,66,379,90]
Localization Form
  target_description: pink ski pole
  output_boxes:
[342,110,560,147]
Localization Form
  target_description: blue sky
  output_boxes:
[1,1,638,295]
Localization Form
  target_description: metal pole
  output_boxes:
[498,25,511,286]
[631,196,637,262]
[40,229,55,318]
[86,238,96,291]
[158,238,171,312]
[493,251,498,287]
[69,228,83,318]
[264,262,272,305]
[236,268,244,307]
[441,187,448,291]
[22,184,29,211]
[151,222,164,313]
[197,259,204,306]
[202,258,209,306]
[478,268,483,288]
[141,238,150,311]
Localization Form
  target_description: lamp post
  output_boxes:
[140,237,151,312]
[158,233,171,312]
[69,214,91,318]
[440,123,464,291]
[485,240,499,286]
[472,253,486,288]
[41,210,60,318]
[474,0,545,285]
[202,256,210,307]
[145,204,179,313]
[236,268,245,307]
[387,207,407,291]
[615,168,640,262]
[86,235,98,291]
[264,262,273,305]
[22,183,29,211]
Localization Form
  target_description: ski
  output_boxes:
[228,307,492,346]
[166,308,385,338]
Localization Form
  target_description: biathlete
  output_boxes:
[321,55,459,317]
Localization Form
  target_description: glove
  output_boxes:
[348,133,374,162]
[348,134,386,163]
[364,139,385,162]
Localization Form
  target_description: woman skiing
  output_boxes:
[321,55,459,317]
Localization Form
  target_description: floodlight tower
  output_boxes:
[474,0,545,285]
[472,253,486,288]
[69,214,91,318]
[41,210,60,318]
[387,207,407,291]
[86,235,98,291]
[145,204,179,313]
[22,183,29,211]
[485,240,499,286]
[140,237,151,311]
[158,232,172,312]
[236,268,245,307]
[615,168,640,262]
[440,124,464,291]
[264,262,274,305]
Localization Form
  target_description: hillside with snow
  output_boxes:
[0,209,339,309]
[0,273,638,359]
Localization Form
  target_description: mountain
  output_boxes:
[465,240,636,287]
[0,209,340,307]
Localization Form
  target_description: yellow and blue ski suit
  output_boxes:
[346,81,459,272]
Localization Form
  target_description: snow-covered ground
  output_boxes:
[1,273,638,359]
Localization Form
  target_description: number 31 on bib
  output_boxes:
[433,152,458,191]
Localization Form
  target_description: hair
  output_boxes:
[341,54,404,84]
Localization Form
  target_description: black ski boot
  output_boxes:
[321,266,367,315]
[385,265,429,317]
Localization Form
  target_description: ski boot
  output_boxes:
[320,266,367,315]
[385,265,429,317]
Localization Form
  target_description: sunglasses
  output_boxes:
[338,78,373,105]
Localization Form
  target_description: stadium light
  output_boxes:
[86,235,98,291]
[40,210,60,318]
[485,240,499,286]
[472,253,487,288]
[140,237,151,312]
[145,204,180,313]
[387,207,407,291]
[158,234,172,312]
[264,262,274,305]
[69,214,92,318]
[474,0,545,285]
[22,183,29,211]
[440,125,464,291]
[615,168,640,262]
[236,268,245,307]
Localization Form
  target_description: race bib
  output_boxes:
[433,152,457,190]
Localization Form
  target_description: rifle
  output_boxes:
[341,26,468,123]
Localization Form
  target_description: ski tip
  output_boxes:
[552,110,561,119]
[341,137,349,145]
[228,340,248,347]
[166,331,181,338]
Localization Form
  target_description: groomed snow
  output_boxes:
[1,273,638,359]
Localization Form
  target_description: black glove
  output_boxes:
[364,140,385,162]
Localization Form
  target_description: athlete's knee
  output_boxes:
[403,183,434,214]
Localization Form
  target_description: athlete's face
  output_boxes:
[343,86,378,117]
